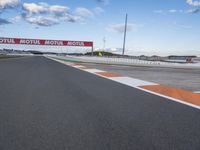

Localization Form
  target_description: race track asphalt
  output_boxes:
[0,56,200,150]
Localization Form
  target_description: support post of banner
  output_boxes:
[91,43,94,56]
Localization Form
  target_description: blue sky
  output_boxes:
[0,0,200,56]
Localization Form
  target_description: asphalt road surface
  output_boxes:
[0,56,200,150]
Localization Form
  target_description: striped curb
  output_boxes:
[48,57,200,110]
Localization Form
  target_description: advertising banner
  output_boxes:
[0,37,93,47]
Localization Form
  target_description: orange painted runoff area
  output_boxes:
[141,85,200,106]
[96,72,122,77]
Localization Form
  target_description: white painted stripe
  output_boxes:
[63,62,74,65]
[73,65,85,68]
[47,57,72,65]
[84,69,105,73]
[194,91,200,94]
[109,77,158,87]
[47,57,74,66]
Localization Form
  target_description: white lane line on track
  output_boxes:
[63,62,74,65]
[109,77,158,87]
[83,69,105,73]
[194,91,200,94]
[73,65,85,68]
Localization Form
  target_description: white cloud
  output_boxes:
[0,18,11,25]
[0,0,19,9]
[23,3,48,14]
[154,9,200,14]
[154,1,200,15]
[95,0,109,5]
[25,15,59,26]
[75,7,94,18]
[107,23,139,33]
[61,14,82,22]
[186,8,200,13]
[49,5,69,16]
[21,2,83,26]
[153,10,164,14]
[0,1,104,27]
[168,9,178,13]
[93,7,104,15]
[168,9,184,13]
[186,0,200,6]
[22,3,69,16]
[0,0,19,25]
[12,15,22,22]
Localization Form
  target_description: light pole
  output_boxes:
[122,13,128,55]
[103,37,106,51]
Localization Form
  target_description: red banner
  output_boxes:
[0,37,93,47]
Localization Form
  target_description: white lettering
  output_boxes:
[67,41,84,46]
[0,38,15,44]
[45,40,63,46]
[20,39,40,45]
